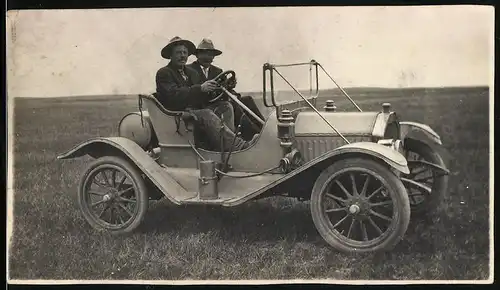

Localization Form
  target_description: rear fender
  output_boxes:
[57,137,188,205]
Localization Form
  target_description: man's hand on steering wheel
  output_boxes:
[207,70,238,103]
[227,77,237,90]
[201,80,219,93]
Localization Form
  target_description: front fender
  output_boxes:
[295,141,410,176]
[332,142,410,174]
[264,141,410,179]
[57,137,189,205]
[400,121,442,146]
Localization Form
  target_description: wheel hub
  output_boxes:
[346,196,372,217]
[103,188,119,202]
[349,204,360,214]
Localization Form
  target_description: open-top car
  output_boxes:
[57,60,450,253]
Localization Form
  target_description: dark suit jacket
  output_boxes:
[155,62,209,111]
[187,61,223,82]
[188,60,242,101]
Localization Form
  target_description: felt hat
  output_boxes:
[161,36,196,59]
[195,38,222,56]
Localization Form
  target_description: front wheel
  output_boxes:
[77,156,149,235]
[310,158,411,253]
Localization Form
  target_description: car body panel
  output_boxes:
[168,108,284,172]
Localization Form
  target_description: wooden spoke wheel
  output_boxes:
[401,139,449,215]
[77,156,148,235]
[311,158,411,253]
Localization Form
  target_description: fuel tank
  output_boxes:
[118,111,157,150]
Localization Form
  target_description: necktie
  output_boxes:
[178,69,187,81]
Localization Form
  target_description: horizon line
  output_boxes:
[11,85,489,99]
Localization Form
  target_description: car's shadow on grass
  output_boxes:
[138,196,443,254]
[138,197,323,244]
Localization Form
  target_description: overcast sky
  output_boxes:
[6,6,493,98]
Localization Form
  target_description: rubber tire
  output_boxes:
[77,156,149,235]
[310,158,411,253]
[404,139,449,216]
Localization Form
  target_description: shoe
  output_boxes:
[249,134,259,145]
[240,134,259,150]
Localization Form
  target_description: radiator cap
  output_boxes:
[324,100,337,112]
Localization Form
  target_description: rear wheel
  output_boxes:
[401,139,449,215]
[310,158,411,253]
[77,156,148,235]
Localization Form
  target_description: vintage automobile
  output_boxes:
[57,60,449,253]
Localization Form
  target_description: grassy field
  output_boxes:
[8,86,491,281]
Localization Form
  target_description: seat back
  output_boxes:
[139,94,195,147]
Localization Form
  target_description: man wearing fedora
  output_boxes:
[187,38,224,82]
[155,36,258,151]
[188,38,265,141]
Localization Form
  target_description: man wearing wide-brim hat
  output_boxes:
[188,38,265,141]
[188,38,224,82]
[156,36,217,110]
[155,36,258,151]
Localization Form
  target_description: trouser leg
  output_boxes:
[239,96,265,120]
[191,108,249,151]
[207,101,235,132]
[232,96,264,140]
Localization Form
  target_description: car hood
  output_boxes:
[294,111,379,136]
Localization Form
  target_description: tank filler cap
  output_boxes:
[382,103,391,113]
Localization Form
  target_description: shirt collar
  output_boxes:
[167,62,188,80]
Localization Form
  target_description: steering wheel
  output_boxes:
[207,70,237,103]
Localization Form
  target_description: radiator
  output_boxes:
[295,136,372,162]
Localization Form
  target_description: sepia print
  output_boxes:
[6,5,494,284]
